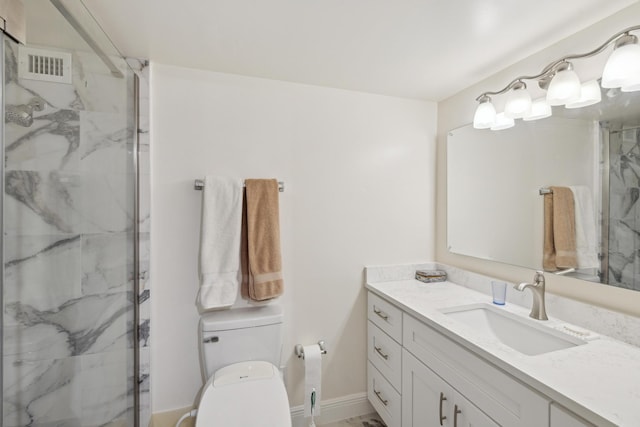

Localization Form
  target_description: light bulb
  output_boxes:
[523,98,552,121]
[473,96,496,129]
[602,35,640,88]
[547,62,581,106]
[566,80,602,109]
[490,112,515,131]
[504,82,532,119]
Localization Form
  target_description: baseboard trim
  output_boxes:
[290,392,373,427]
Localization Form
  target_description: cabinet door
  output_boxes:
[550,403,596,427]
[402,349,452,427]
[452,393,499,427]
[403,349,499,427]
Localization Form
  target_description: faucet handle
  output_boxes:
[534,270,545,285]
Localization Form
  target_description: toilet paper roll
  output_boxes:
[303,344,322,417]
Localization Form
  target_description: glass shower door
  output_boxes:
[2,1,138,425]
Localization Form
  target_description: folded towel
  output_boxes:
[570,186,599,269]
[242,179,284,301]
[197,176,243,311]
[543,186,578,271]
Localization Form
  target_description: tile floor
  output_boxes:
[319,412,386,427]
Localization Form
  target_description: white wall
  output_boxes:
[150,64,437,412]
[437,3,640,317]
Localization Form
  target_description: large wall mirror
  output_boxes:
[448,87,640,291]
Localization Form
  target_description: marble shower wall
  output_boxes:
[2,39,150,427]
[608,127,640,291]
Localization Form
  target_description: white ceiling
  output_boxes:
[81,0,637,101]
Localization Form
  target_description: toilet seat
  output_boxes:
[195,361,291,427]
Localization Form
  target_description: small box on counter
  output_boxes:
[415,269,447,283]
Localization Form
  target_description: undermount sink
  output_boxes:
[441,304,586,356]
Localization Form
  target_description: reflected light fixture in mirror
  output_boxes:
[566,80,602,109]
[472,25,640,130]
[523,98,552,121]
[490,112,514,130]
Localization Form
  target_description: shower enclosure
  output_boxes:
[606,125,640,291]
[1,1,148,426]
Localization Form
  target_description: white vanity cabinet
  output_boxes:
[367,293,403,427]
[403,349,498,427]
[402,313,549,427]
[366,290,607,427]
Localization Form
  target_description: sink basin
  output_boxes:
[441,304,586,356]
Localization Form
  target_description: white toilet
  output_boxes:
[195,305,292,427]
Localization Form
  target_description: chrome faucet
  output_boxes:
[514,271,548,320]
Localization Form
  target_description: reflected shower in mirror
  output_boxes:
[447,87,640,291]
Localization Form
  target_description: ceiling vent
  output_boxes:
[18,46,72,84]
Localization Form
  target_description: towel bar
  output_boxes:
[539,187,553,195]
[194,179,284,192]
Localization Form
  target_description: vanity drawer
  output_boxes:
[368,292,402,343]
[368,361,401,427]
[403,313,549,427]
[368,321,402,391]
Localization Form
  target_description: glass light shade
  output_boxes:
[523,98,552,121]
[621,73,640,92]
[504,86,532,119]
[546,68,581,106]
[601,42,640,88]
[490,112,515,131]
[473,99,496,129]
[565,80,602,109]
[622,81,640,92]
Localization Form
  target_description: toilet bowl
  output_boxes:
[195,306,291,426]
[195,361,291,426]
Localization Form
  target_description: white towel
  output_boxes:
[197,176,243,311]
[569,186,600,269]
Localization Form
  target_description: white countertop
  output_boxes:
[366,279,640,427]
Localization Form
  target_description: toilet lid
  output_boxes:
[195,361,291,427]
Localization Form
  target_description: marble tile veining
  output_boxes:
[2,37,151,427]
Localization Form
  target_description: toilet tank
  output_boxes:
[198,305,284,382]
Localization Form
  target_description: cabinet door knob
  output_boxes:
[439,392,447,425]
[373,306,389,321]
[374,345,389,360]
[454,404,462,427]
[373,388,389,406]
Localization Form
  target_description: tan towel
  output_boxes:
[543,186,578,271]
[241,179,284,301]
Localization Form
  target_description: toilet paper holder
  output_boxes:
[294,341,327,359]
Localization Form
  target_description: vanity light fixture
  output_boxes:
[504,81,532,118]
[473,95,497,129]
[546,62,581,106]
[601,34,640,88]
[472,25,640,130]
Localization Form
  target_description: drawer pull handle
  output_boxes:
[373,388,388,406]
[374,345,389,360]
[454,404,462,427]
[439,392,447,425]
[373,307,389,320]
